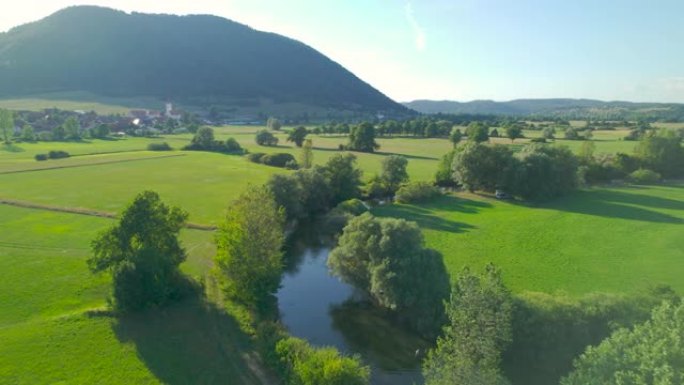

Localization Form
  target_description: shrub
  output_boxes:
[224,137,242,153]
[147,142,172,151]
[530,137,547,143]
[246,152,267,163]
[275,336,370,385]
[48,150,70,159]
[628,168,661,184]
[35,153,48,161]
[395,182,441,204]
[332,198,368,216]
[255,129,279,146]
[261,153,297,168]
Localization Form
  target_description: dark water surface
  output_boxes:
[276,237,427,385]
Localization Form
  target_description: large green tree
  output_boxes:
[328,214,450,337]
[380,155,409,194]
[255,129,279,146]
[347,122,379,152]
[324,153,363,205]
[452,142,515,192]
[87,191,188,312]
[510,145,578,201]
[63,116,81,140]
[215,185,285,306]
[562,301,684,385]
[466,122,489,143]
[423,264,513,385]
[636,128,684,177]
[287,126,308,147]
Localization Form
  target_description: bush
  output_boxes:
[224,137,242,153]
[48,150,70,159]
[261,153,297,168]
[332,198,368,216]
[147,142,172,151]
[255,129,279,146]
[395,181,441,204]
[530,137,547,143]
[35,153,48,161]
[246,152,267,163]
[628,168,661,184]
[275,336,370,385]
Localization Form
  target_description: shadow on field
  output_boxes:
[374,151,438,161]
[547,189,683,224]
[109,297,268,385]
[1,143,24,153]
[375,195,482,233]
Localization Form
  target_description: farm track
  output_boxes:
[0,153,186,175]
[0,198,217,231]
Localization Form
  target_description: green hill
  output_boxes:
[0,6,406,115]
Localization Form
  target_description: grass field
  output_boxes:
[0,204,273,384]
[1,123,682,383]
[374,184,684,295]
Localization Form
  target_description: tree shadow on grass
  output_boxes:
[374,196,480,233]
[374,151,438,161]
[544,189,684,224]
[108,297,269,385]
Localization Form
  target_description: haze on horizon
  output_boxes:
[1,0,682,104]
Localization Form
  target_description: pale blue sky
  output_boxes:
[2,0,683,102]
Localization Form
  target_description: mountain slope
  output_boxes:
[403,99,684,121]
[0,6,405,113]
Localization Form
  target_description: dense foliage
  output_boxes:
[395,181,441,204]
[286,126,309,147]
[183,127,243,153]
[561,301,684,385]
[215,186,285,307]
[347,122,379,152]
[147,142,172,151]
[423,264,513,385]
[255,129,279,146]
[328,214,450,337]
[323,153,363,204]
[380,155,409,194]
[87,191,189,311]
[274,337,370,385]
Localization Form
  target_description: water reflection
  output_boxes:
[277,230,427,385]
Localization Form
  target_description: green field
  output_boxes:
[1,124,682,383]
[374,185,684,295]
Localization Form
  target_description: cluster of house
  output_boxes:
[127,102,182,126]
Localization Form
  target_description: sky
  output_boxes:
[1,0,683,103]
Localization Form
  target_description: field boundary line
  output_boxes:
[0,198,217,231]
[0,153,187,175]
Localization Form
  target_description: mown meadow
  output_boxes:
[1,123,682,383]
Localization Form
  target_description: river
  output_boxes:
[276,232,427,385]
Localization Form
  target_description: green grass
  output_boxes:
[0,204,269,384]
[373,184,684,295]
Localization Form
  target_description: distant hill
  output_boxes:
[0,6,407,116]
[404,99,684,121]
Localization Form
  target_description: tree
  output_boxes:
[63,116,81,140]
[423,264,512,385]
[287,126,308,147]
[256,129,279,146]
[87,191,188,312]
[328,214,450,337]
[299,138,314,169]
[564,127,580,140]
[449,127,463,147]
[510,145,578,201]
[91,123,110,139]
[635,128,684,177]
[21,124,35,142]
[0,109,13,144]
[347,122,379,152]
[435,150,457,187]
[215,185,285,306]
[380,155,409,194]
[191,126,215,148]
[505,124,523,142]
[542,127,556,140]
[452,142,515,192]
[267,173,303,221]
[466,122,489,143]
[561,301,684,385]
[294,166,332,216]
[324,153,362,205]
[266,117,282,131]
